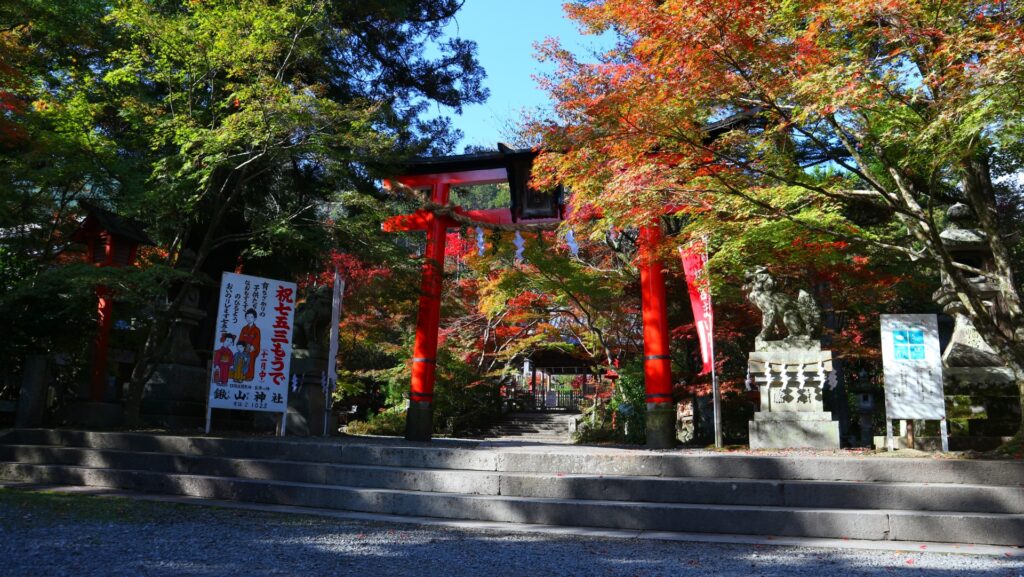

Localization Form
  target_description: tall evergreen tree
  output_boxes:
[0,0,487,424]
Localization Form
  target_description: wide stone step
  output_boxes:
[7,430,1024,486]
[7,429,498,471]
[484,436,569,442]
[495,451,1024,486]
[487,434,567,439]
[487,429,568,436]
[497,425,568,430]
[498,471,1024,514]
[2,461,1022,546]
[0,445,499,495]
[499,418,566,422]
[482,439,571,445]
[486,428,567,436]
[494,421,568,427]
[2,444,1020,514]
[485,413,573,438]
[499,427,567,431]
[483,429,568,435]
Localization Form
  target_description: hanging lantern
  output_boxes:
[500,143,564,222]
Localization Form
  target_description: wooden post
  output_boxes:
[90,286,115,401]
[638,225,674,449]
[406,182,450,441]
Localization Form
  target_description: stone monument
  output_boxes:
[745,267,840,449]
[933,204,1019,438]
[141,250,208,428]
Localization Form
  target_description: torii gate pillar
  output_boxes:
[384,148,563,442]
[639,225,675,449]
[406,182,451,442]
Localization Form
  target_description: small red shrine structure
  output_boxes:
[71,201,154,402]
[383,145,676,448]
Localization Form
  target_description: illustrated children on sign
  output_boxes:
[213,334,235,385]
[237,308,261,381]
[229,341,249,382]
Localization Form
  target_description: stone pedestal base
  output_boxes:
[142,363,207,429]
[405,401,433,442]
[747,342,840,450]
[645,403,676,449]
[749,412,840,449]
[945,366,1019,437]
[943,366,1016,393]
[283,381,328,436]
[283,354,333,437]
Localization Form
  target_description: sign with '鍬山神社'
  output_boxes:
[208,272,296,415]
[880,314,945,420]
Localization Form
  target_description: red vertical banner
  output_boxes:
[679,241,715,376]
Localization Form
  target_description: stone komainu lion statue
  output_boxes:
[743,267,820,341]
[293,285,333,358]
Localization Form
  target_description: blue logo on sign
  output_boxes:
[893,330,926,360]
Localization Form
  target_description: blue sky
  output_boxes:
[439,0,613,151]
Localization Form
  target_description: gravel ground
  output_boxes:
[0,490,1022,577]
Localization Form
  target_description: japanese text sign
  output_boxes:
[880,314,945,420]
[208,272,295,414]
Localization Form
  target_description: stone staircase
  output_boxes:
[1,429,1023,546]
[480,412,575,443]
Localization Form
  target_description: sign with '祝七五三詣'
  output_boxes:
[208,272,296,422]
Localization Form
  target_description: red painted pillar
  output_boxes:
[638,225,675,448]
[90,286,115,401]
[406,182,450,441]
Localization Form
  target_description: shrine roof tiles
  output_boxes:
[74,200,155,246]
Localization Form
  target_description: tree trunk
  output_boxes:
[123,165,253,427]
[959,155,1024,449]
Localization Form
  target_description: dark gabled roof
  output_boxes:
[528,348,596,372]
[702,106,768,144]
[394,143,538,176]
[398,109,766,177]
[73,200,155,246]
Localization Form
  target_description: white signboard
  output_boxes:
[880,314,945,420]
[208,272,296,419]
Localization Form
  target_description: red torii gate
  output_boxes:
[383,146,675,448]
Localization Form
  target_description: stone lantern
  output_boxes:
[140,249,209,428]
[71,201,154,403]
[933,203,1018,439]
[849,368,877,447]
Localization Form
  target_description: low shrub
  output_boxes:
[573,360,648,445]
[344,406,406,436]
[573,410,620,444]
